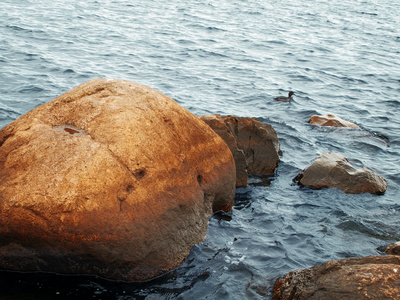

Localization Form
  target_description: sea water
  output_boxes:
[1,0,399,298]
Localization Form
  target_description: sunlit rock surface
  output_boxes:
[309,114,360,128]
[385,242,400,256]
[273,255,400,300]
[199,115,280,186]
[295,152,387,194]
[0,79,236,281]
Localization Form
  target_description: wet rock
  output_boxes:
[0,79,236,281]
[385,242,400,256]
[309,114,360,128]
[199,115,281,186]
[273,255,400,300]
[295,152,387,194]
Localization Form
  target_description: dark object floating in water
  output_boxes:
[274,91,294,102]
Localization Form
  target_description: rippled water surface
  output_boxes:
[1,0,400,298]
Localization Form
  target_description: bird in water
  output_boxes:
[274,91,294,102]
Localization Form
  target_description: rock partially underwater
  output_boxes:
[385,242,400,256]
[0,79,236,281]
[200,115,281,186]
[273,255,400,300]
[309,114,360,129]
[295,152,387,194]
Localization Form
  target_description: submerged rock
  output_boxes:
[385,242,400,256]
[0,79,236,281]
[295,152,387,194]
[273,255,400,300]
[199,115,281,186]
[309,114,360,129]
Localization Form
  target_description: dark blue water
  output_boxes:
[1,0,400,298]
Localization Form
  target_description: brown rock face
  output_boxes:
[199,115,281,186]
[273,255,400,300]
[309,114,360,128]
[0,79,236,281]
[295,152,387,194]
[385,242,400,256]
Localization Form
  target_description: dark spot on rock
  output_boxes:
[117,195,126,211]
[117,185,135,212]
[64,128,80,135]
[133,168,146,180]
[0,133,14,148]
[53,125,87,136]
[197,174,203,186]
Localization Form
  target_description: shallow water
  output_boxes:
[1,0,400,298]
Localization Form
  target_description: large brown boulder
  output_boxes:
[295,152,387,194]
[309,114,360,129]
[199,115,281,186]
[0,79,236,281]
[273,255,400,300]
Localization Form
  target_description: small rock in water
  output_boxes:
[309,114,360,129]
[295,152,387,194]
[385,242,400,256]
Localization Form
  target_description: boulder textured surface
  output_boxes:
[295,152,387,194]
[0,79,236,281]
[273,255,400,300]
[199,115,281,186]
[385,242,400,256]
[272,256,400,300]
[309,114,360,128]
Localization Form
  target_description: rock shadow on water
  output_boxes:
[213,210,233,222]
[248,173,276,187]
[0,270,134,299]
[0,265,213,300]
[234,187,255,211]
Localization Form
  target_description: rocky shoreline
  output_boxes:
[0,79,396,297]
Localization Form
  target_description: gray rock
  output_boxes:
[295,152,387,194]
[309,114,360,128]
